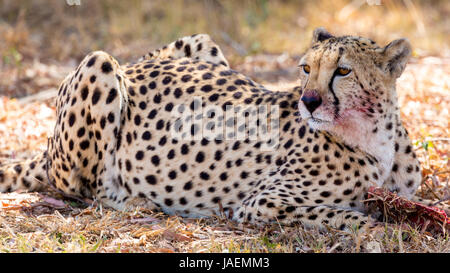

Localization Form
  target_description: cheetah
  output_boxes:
[0,28,445,231]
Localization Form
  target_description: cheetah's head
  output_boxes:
[298,27,411,149]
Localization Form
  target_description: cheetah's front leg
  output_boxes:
[234,191,371,232]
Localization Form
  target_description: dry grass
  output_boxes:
[1,191,448,253]
[0,0,449,252]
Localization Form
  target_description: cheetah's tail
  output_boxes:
[0,152,51,193]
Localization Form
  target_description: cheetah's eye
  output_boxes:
[302,65,311,74]
[336,67,351,76]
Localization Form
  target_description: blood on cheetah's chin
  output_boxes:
[325,109,375,150]
[305,108,371,148]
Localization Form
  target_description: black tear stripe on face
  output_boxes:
[302,71,310,90]
[328,56,342,117]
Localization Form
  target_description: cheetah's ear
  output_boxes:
[381,38,412,79]
[311,27,334,44]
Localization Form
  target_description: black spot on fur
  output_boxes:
[101,61,113,73]
[86,56,97,67]
[106,88,118,104]
[184,44,191,57]
[91,89,101,105]
[211,47,218,56]
[175,40,183,49]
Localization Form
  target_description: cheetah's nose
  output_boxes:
[301,90,322,114]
